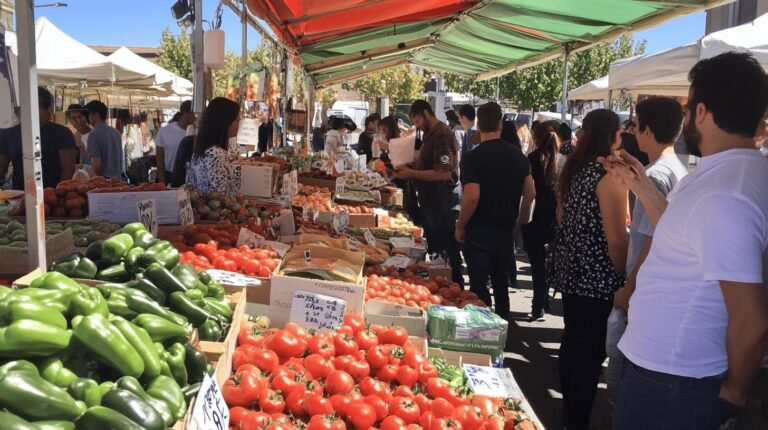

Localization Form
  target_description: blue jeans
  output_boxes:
[613,360,738,430]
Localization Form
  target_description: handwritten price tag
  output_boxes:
[364,229,376,246]
[188,373,230,430]
[389,237,415,248]
[332,210,349,234]
[383,254,411,269]
[204,269,263,287]
[358,154,368,171]
[237,228,266,249]
[462,365,522,399]
[289,290,347,332]
[266,241,291,258]
[178,192,195,226]
[335,159,346,174]
[136,199,158,237]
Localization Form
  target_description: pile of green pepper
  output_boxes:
[0,222,229,428]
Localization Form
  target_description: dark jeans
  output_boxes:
[522,223,550,313]
[613,360,737,430]
[422,209,463,286]
[559,293,612,430]
[462,227,515,319]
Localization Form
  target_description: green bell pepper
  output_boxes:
[0,285,12,300]
[0,411,37,430]
[73,257,99,280]
[94,282,129,299]
[69,287,109,318]
[0,297,71,358]
[131,314,190,343]
[139,241,178,270]
[110,316,162,379]
[163,343,188,387]
[96,264,131,283]
[145,375,186,421]
[206,281,226,300]
[114,376,173,428]
[125,291,188,326]
[184,343,208,384]
[11,289,71,314]
[171,264,206,291]
[203,297,232,321]
[198,271,213,285]
[98,381,115,396]
[0,368,86,421]
[123,247,145,276]
[121,222,146,238]
[71,314,144,378]
[102,233,134,265]
[68,378,102,408]
[131,277,167,305]
[0,359,38,379]
[132,230,156,250]
[32,422,75,430]
[101,390,165,430]
[168,291,224,327]
[37,357,78,388]
[185,288,204,302]
[75,406,143,430]
[106,291,138,320]
[32,272,81,292]
[144,262,188,294]
[180,382,202,405]
[85,241,102,261]
[49,254,81,278]
[198,319,222,341]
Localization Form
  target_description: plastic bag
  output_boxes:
[427,304,509,366]
[72,166,90,182]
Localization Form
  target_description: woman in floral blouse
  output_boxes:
[187,98,241,194]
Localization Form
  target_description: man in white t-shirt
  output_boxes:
[601,52,768,430]
[605,96,689,405]
[156,100,193,184]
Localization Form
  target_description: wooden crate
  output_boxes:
[199,291,247,363]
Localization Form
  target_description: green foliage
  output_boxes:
[316,86,339,108]
[157,27,192,81]
[212,43,272,98]
[353,65,429,107]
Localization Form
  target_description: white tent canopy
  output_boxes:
[608,12,768,96]
[107,47,193,97]
[568,75,609,101]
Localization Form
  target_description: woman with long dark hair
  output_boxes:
[186,97,241,194]
[522,120,564,321]
[550,109,628,430]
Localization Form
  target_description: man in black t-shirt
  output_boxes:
[456,102,535,319]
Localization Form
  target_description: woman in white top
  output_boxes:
[324,116,347,159]
[186,98,241,195]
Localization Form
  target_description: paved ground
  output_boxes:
[498,256,612,430]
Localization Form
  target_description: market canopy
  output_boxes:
[608,12,768,96]
[107,47,194,96]
[245,0,728,86]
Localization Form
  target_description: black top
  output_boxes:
[414,122,459,212]
[258,120,273,153]
[527,149,557,229]
[0,122,76,189]
[356,131,374,161]
[549,162,624,300]
[460,139,530,231]
[171,135,195,188]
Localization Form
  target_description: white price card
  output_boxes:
[188,373,230,430]
[204,269,264,287]
[289,290,347,332]
[335,159,346,174]
[236,228,266,249]
[236,118,259,148]
[289,170,298,195]
[275,209,296,236]
[302,206,319,222]
[382,254,411,269]
[178,191,195,226]
[389,237,415,248]
[462,364,523,399]
[358,154,368,171]
[332,210,349,234]
[266,240,291,258]
[364,229,376,246]
[335,177,346,196]
[136,199,158,237]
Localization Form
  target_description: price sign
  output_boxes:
[462,365,522,399]
[136,199,158,237]
[358,154,368,172]
[383,254,411,269]
[289,170,298,195]
[205,269,264,287]
[266,240,291,258]
[275,209,296,236]
[289,290,347,331]
[178,192,195,226]
[188,373,230,430]
[335,178,346,196]
[237,228,266,249]
[332,210,349,234]
[236,118,259,148]
[282,172,292,197]
[302,206,319,222]
[364,229,376,246]
[335,159,346,174]
[389,237,415,248]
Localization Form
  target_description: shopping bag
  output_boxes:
[388,135,416,167]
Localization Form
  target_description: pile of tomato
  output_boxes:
[365,265,486,309]
[179,241,279,277]
[170,221,272,252]
[226,314,535,430]
[365,275,441,310]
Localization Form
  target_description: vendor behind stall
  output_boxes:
[186,97,241,194]
[324,116,347,159]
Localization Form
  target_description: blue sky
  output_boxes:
[33,0,706,57]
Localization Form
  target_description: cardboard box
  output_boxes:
[235,164,277,198]
[87,188,190,225]
[268,245,366,327]
[364,300,427,337]
[298,176,336,192]
[0,228,74,276]
[349,213,376,228]
[220,276,271,305]
[427,347,493,367]
[296,233,350,250]
[199,291,247,363]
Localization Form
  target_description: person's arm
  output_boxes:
[156,146,166,183]
[394,167,452,182]
[614,235,651,311]
[58,148,77,182]
[91,157,103,176]
[598,149,668,226]
[517,174,536,225]
[720,280,768,407]
[455,183,479,244]
[597,175,629,273]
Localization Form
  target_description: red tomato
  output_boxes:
[343,312,366,335]
[389,397,421,424]
[380,416,407,430]
[366,345,389,369]
[232,344,255,370]
[261,258,279,271]
[470,395,497,419]
[222,371,260,407]
[239,411,271,429]
[419,411,435,429]
[429,417,463,430]
[347,402,377,430]
[265,330,307,358]
[392,385,415,399]
[379,326,408,346]
[257,266,272,277]
[413,394,432,414]
[363,394,390,421]
[396,365,419,388]
[431,398,455,419]
[245,348,279,373]
[303,392,333,417]
[258,388,285,414]
[304,354,335,380]
[271,369,305,397]
[238,327,267,347]
[329,394,354,419]
[426,378,453,400]
[346,359,371,382]
[452,405,484,429]
[375,364,399,383]
[324,370,355,395]
[417,363,439,385]
[355,329,379,350]
[307,415,347,430]
[306,378,324,395]
[402,349,426,368]
[229,406,249,426]
[332,355,355,374]
[285,389,307,417]
[308,334,336,358]
[285,322,312,342]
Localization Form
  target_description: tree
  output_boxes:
[353,65,429,108]
[211,42,272,98]
[158,27,192,81]
[315,86,339,108]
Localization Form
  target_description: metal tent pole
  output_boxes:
[192,0,205,116]
[561,43,571,122]
[16,0,45,272]
[240,0,247,108]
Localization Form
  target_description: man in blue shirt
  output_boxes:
[84,100,123,179]
[457,104,477,157]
